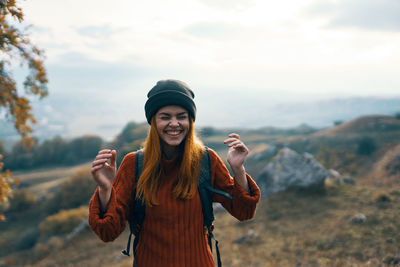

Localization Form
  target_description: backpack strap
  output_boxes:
[198,147,232,267]
[122,149,145,261]
[198,148,233,227]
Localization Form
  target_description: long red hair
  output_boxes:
[135,117,204,206]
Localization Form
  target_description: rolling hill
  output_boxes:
[1,113,400,266]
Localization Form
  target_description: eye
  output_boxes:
[178,115,188,120]
[160,116,170,120]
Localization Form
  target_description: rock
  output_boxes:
[351,213,366,224]
[343,177,356,185]
[233,230,260,244]
[386,238,393,244]
[383,254,400,265]
[328,169,340,179]
[326,169,341,185]
[257,148,329,198]
[252,153,263,161]
[265,144,277,156]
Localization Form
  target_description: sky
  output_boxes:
[4,0,400,141]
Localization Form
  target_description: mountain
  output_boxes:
[1,96,399,148]
[312,115,400,137]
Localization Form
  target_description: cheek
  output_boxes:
[155,123,165,135]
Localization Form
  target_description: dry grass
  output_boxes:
[13,162,91,197]
[3,115,400,266]
[3,183,399,267]
[13,162,91,182]
[366,143,400,187]
[312,115,400,137]
[1,228,133,267]
[213,184,400,267]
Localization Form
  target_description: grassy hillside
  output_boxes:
[213,183,400,266]
[367,143,400,187]
[263,115,400,181]
[0,165,96,263]
[12,162,91,197]
[4,182,399,267]
[1,114,400,266]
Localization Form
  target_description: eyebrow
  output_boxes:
[159,111,188,116]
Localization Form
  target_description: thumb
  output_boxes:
[110,150,117,168]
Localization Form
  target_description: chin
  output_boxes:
[165,139,185,147]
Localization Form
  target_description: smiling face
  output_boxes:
[154,105,190,154]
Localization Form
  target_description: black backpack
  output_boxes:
[122,147,232,267]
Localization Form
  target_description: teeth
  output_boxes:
[166,130,181,136]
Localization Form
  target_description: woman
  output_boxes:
[88,79,261,267]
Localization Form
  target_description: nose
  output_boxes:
[169,117,179,127]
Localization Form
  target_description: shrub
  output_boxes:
[33,243,50,262]
[116,139,143,167]
[17,227,40,250]
[200,126,218,137]
[7,189,37,213]
[63,135,103,164]
[333,120,343,126]
[46,236,64,250]
[32,237,64,262]
[112,121,148,149]
[39,206,87,239]
[356,136,377,155]
[43,168,97,214]
[373,191,392,203]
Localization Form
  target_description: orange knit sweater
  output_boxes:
[88,149,260,267]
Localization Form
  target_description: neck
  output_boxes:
[162,143,179,159]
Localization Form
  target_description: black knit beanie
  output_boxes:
[144,79,196,124]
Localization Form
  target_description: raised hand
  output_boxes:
[223,133,248,172]
[91,149,117,190]
[223,133,249,192]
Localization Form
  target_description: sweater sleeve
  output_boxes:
[88,152,136,242]
[209,149,261,221]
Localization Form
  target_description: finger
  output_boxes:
[233,143,249,152]
[233,143,248,151]
[223,137,239,144]
[92,158,108,167]
[110,150,117,168]
[228,140,242,147]
[95,153,112,160]
[228,133,240,139]
[91,165,104,174]
[98,149,112,155]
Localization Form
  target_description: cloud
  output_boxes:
[75,25,126,39]
[184,22,240,39]
[306,0,400,31]
[48,51,157,90]
[30,25,52,33]
[198,0,254,10]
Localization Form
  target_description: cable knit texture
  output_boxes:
[88,148,261,267]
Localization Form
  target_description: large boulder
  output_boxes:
[257,148,330,198]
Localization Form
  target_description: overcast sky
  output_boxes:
[9,0,400,139]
